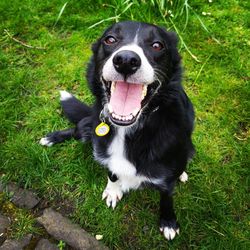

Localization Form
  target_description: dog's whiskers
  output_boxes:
[154,68,168,80]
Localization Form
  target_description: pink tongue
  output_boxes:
[110,81,143,116]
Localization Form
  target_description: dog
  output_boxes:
[40,21,195,240]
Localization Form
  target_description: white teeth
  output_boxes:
[113,114,121,120]
[111,81,116,94]
[111,113,134,121]
[142,85,147,99]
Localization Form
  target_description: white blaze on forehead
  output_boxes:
[133,27,140,44]
[102,44,155,84]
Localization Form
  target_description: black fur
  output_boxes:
[42,21,195,239]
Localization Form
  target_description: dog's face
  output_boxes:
[91,21,180,126]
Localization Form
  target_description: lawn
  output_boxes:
[0,0,249,249]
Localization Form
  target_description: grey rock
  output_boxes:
[0,182,40,209]
[35,239,58,250]
[0,234,32,250]
[0,214,10,246]
[0,214,10,234]
[37,208,108,250]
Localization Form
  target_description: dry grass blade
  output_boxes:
[4,29,46,50]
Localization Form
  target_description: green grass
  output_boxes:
[0,0,249,249]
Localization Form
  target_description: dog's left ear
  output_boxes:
[166,31,178,48]
[159,27,178,48]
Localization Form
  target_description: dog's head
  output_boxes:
[89,21,181,126]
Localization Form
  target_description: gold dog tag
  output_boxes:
[95,122,110,136]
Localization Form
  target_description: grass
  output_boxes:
[0,192,40,239]
[0,0,249,249]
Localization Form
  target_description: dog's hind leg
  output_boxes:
[40,116,92,147]
[40,90,93,147]
[39,128,76,147]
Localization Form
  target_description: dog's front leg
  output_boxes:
[102,172,123,209]
[159,189,180,240]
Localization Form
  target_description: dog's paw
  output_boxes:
[160,226,180,240]
[102,179,123,209]
[160,219,180,240]
[39,137,54,147]
[179,171,188,183]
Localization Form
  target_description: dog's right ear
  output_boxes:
[91,40,100,53]
[87,39,102,96]
[91,24,114,53]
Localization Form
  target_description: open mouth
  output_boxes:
[103,80,158,126]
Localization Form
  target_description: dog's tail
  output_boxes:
[59,90,92,124]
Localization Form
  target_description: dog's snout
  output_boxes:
[113,50,141,76]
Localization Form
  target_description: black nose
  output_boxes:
[113,50,141,76]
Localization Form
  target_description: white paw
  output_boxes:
[39,137,54,147]
[160,226,180,240]
[102,179,123,209]
[179,171,188,183]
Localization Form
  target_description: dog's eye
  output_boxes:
[151,42,164,51]
[104,36,117,45]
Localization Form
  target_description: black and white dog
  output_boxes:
[40,21,195,240]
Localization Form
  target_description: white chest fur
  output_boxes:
[107,128,148,192]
